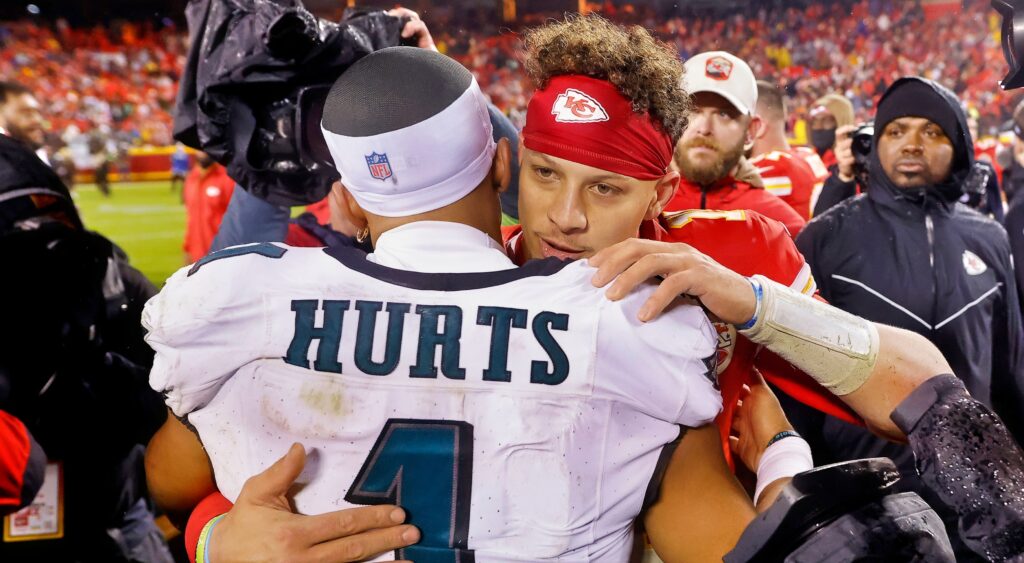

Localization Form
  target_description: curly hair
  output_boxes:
[522,14,690,143]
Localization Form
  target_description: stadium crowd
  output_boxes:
[2,1,1024,563]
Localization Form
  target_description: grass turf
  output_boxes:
[72,180,187,287]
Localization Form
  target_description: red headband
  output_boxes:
[521,75,674,180]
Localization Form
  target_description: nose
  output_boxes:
[900,134,924,156]
[688,109,713,137]
[548,186,588,234]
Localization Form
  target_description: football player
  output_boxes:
[749,80,818,219]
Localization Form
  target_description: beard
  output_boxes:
[676,136,746,187]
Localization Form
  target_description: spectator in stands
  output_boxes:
[183,152,235,263]
[667,51,806,236]
[750,80,818,219]
[793,76,1024,560]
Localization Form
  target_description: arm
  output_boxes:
[643,425,756,562]
[812,124,858,217]
[588,239,948,440]
[145,411,217,527]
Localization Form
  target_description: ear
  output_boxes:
[492,138,512,194]
[336,181,368,231]
[745,115,766,148]
[646,170,680,220]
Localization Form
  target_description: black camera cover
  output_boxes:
[173,0,403,206]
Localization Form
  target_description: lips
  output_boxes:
[539,237,586,260]
[895,160,926,174]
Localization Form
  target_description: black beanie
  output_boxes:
[874,78,963,153]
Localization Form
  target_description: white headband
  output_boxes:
[321,80,496,217]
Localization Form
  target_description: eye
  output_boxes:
[533,166,555,179]
[886,127,902,137]
[591,183,621,196]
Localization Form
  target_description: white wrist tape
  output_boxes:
[739,274,880,396]
[754,436,813,505]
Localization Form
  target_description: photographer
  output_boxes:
[811,122,867,215]
[793,76,1024,559]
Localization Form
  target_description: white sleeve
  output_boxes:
[143,255,270,418]
[595,282,722,427]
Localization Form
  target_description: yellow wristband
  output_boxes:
[195,513,227,563]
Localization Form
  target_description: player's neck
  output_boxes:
[753,129,791,156]
[366,182,503,248]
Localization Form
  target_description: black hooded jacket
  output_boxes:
[797,78,1024,439]
[793,77,1024,559]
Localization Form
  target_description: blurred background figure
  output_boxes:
[169,143,188,197]
[0,81,46,162]
[182,151,233,263]
[806,93,855,168]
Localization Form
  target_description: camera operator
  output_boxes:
[793,76,1024,560]
[0,115,172,560]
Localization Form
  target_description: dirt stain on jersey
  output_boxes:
[298,379,348,418]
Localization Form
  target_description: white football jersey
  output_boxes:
[145,238,721,562]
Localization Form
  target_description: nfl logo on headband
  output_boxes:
[705,56,733,81]
[365,152,393,181]
[551,88,609,123]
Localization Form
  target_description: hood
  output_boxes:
[867,77,974,212]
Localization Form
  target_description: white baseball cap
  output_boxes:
[682,51,757,116]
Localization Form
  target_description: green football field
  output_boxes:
[73,180,187,287]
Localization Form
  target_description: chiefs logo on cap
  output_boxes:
[551,88,609,123]
[705,56,734,81]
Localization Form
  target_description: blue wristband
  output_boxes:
[766,430,801,449]
[736,277,763,330]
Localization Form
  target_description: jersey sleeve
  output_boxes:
[754,153,795,198]
[595,282,722,427]
[144,244,282,417]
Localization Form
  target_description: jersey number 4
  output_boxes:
[346,419,476,563]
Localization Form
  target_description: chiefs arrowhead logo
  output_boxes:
[713,322,736,374]
[551,89,609,123]
[963,250,987,276]
[705,56,733,81]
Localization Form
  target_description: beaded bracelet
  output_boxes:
[766,430,801,449]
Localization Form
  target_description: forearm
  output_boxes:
[645,426,755,562]
[840,324,950,440]
[740,277,949,440]
[754,478,788,512]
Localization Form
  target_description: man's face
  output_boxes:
[877,117,955,188]
[675,92,750,186]
[1,93,45,150]
[517,148,675,260]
